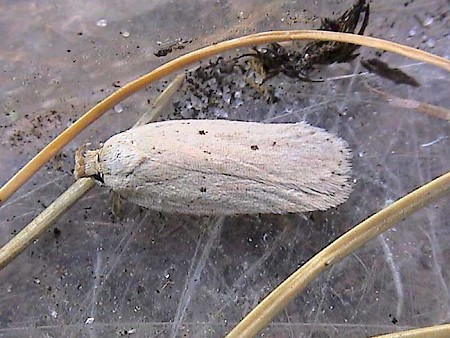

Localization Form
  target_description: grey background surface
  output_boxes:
[0,0,449,337]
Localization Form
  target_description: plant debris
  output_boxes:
[302,0,370,68]
[170,0,371,116]
[240,43,324,84]
[361,58,420,87]
[154,38,193,57]
[239,0,370,84]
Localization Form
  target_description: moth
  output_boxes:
[75,119,352,215]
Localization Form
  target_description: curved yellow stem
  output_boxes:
[371,323,450,338]
[1,30,449,205]
[225,171,450,338]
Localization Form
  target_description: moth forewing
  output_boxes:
[75,119,353,215]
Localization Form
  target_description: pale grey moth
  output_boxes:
[75,119,352,215]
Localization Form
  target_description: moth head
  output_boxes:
[74,144,104,183]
